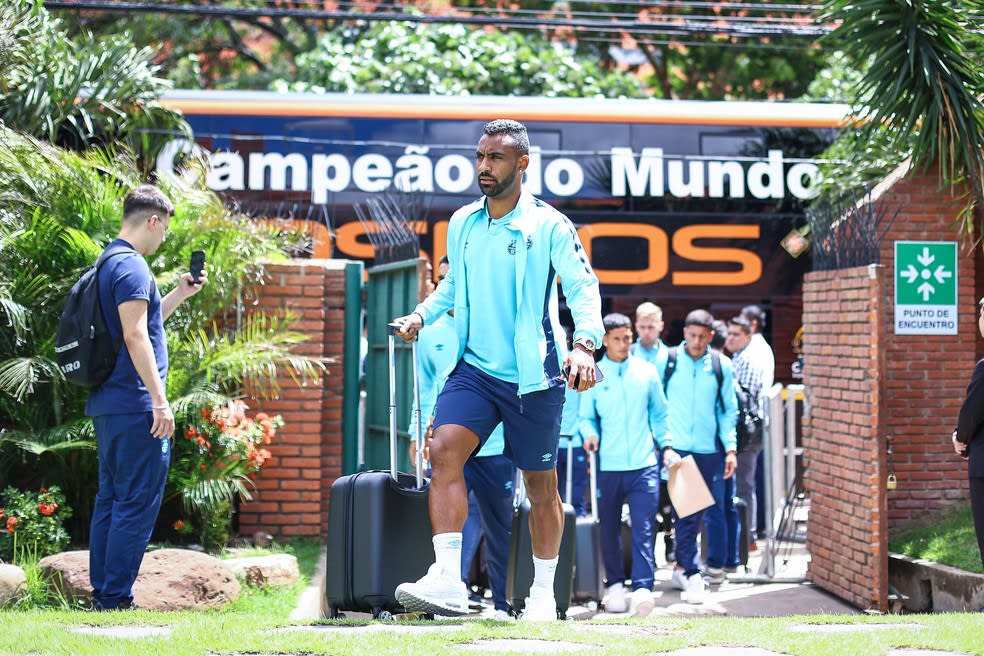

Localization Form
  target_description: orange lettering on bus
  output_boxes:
[671,224,762,286]
[577,223,669,285]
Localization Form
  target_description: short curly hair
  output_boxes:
[483,119,530,156]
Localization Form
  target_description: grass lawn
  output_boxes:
[2,533,982,655]
[889,500,983,574]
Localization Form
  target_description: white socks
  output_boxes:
[531,555,558,594]
[433,532,462,581]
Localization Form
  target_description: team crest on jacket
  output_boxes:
[507,240,517,255]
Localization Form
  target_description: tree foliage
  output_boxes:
[0,1,189,169]
[279,17,646,98]
[52,1,825,100]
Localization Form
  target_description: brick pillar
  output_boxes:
[236,260,349,539]
[877,171,977,527]
[802,264,888,611]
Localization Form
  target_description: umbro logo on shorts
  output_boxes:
[541,452,553,462]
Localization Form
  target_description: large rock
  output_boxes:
[224,553,300,587]
[0,563,26,605]
[39,548,241,611]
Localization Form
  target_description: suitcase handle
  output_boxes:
[387,322,425,488]
[587,449,598,522]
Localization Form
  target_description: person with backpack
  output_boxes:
[656,309,737,604]
[85,184,207,611]
[725,315,769,552]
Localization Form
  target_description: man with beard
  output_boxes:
[392,119,603,621]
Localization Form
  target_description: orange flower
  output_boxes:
[196,436,206,446]
[201,407,210,419]
[173,520,185,530]
[37,502,57,517]
[256,412,270,422]
[0,508,4,521]
[186,426,198,440]
[39,487,48,493]
[6,516,18,533]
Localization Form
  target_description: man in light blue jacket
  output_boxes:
[656,309,738,605]
[580,313,667,617]
[393,119,603,621]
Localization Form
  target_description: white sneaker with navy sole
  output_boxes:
[395,564,471,616]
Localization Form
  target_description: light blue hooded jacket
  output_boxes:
[414,191,603,395]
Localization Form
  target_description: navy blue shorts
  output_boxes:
[434,360,565,471]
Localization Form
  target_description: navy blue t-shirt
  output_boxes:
[85,239,168,417]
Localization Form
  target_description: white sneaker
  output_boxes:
[395,563,471,616]
[520,588,558,621]
[682,572,705,604]
[491,609,515,621]
[604,582,627,613]
[704,566,726,585]
[629,588,655,617]
[670,568,687,591]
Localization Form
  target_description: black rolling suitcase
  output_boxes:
[325,324,432,619]
[572,448,604,604]
[505,476,577,619]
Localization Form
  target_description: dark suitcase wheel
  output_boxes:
[372,608,394,621]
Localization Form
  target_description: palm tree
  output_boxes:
[819,0,984,234]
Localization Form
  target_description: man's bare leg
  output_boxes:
[524,468,563,558]
[395,423,478,616]
[428,424,480,535]
[520,467,563,620]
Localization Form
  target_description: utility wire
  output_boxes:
[46,1,830,39]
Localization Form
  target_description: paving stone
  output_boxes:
[662,648,786,656]
[70,625,172,639]
[457,639,592,653]
[271,623,468,635]
[789,622,924,634]
[889,651,970,656]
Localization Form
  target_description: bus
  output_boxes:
[156,90,849,381]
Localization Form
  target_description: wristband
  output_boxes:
[411,311,425,325]
[152,404,170,411]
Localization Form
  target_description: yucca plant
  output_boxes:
[816,0,984,234]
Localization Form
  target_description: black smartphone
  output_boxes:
[190,250,206,284]
[561,362,605,387]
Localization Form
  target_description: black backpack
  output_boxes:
[54,246,134,387]
[663,346,762,453]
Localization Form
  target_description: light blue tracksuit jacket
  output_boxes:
[414,191,603,395]
[578,355,668,471]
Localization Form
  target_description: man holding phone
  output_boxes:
[87,184,207,611]
[391,119,603,620]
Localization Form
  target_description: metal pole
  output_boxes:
[387,327,398,481]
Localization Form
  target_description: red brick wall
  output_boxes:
[803,264,888,611]
[877,171,977,527]
[236,260,349,539]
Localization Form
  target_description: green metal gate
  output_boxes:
[362,257,428,473]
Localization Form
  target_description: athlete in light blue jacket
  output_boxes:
[394,119,603,621]
[579,313,668,617]
[409,300,515,619]
[655,309,738,605]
